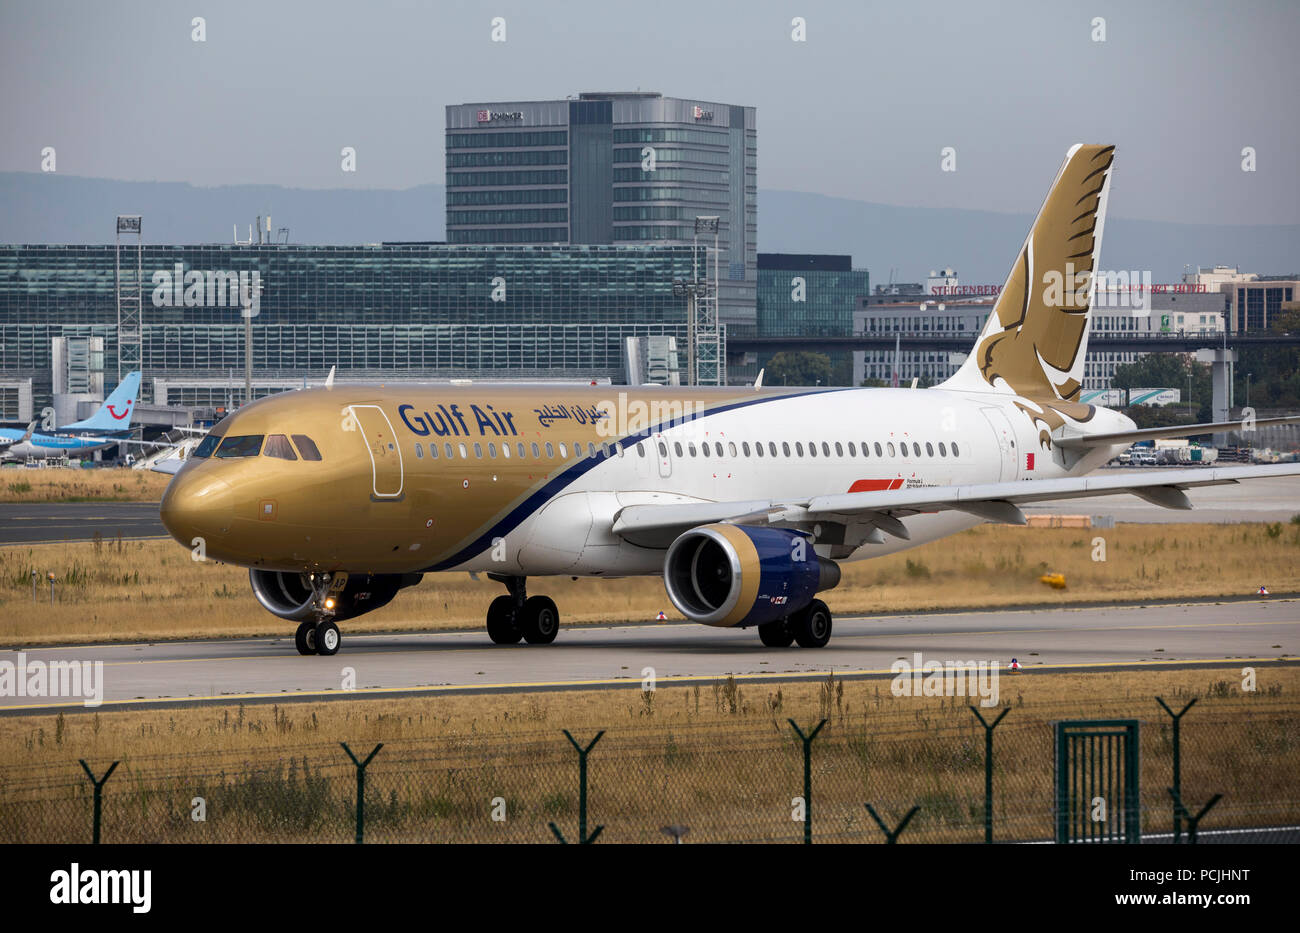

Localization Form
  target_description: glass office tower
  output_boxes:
[446,93,757,329]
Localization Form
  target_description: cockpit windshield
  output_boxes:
[215,435,264,458]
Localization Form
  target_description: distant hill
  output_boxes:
[2,172,1295,285]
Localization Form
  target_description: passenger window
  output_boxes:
[674,442,683,457]
[264,434,297,461]
[445,442,455,458]
[545,442,554,458]
[658,442,668,457]
[938,442,947,457]
[500,443,509,458]
[770,442,778,457]
[874,442,883,457]
[925,442,934,457]
[887,442,895,457]
[808,442,817,458]
[913,442,921,457]
[474,442,483,458]
[742,442,750,456]
[637,442,646,457]
[414,444,424,459]
[701,443,709,458]
[728,442,737,457]
[952,442,960,457]
[688,442,697,457]
[430,443,439,458]
[782,442,791,457]
[795,442,804,456]
[587,442,596,458]
[558,442,567,458]
[617,443,624,457]
[489,443,498,458]
[517,442,526,458]
[216,435,263,458]
[714,442,723,457]
[823,442,831,457]
[459,443,469,458]
[754,442,763,457]
[291,434,323,461]
[846,442,855,457]
[531,442,540,458]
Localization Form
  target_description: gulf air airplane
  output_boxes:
[0,372,142,460]
[159,145,1300,656]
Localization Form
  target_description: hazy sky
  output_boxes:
[2,0,1297,224]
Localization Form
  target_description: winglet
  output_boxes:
[753,368,764,390]
[325,366,336,390]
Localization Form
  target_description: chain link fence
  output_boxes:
[1,690,1296,844]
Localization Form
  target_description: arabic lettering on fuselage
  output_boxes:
[534,402,608,428]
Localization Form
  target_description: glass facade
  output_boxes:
[445,94,757,331]
[753,254,869,385]
[0,244,694,410]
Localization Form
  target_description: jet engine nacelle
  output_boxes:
[663,524,840,628]
[249,570,422,622]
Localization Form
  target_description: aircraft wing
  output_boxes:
[0,422,37,449]
[611,463,1300,541]
[1055,414,1300,450]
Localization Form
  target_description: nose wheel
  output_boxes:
[486,574,560,645]
[294,572,346,655]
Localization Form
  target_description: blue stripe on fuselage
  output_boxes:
[418,387,854,572]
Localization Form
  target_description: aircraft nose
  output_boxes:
[160,473,235,544]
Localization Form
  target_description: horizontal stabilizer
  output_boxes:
[1055,414,1300,450]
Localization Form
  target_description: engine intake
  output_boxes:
[249,570,421,622]
[663,524,839,628]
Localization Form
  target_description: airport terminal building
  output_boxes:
[0,243,695,418]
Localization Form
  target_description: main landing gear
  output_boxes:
[486,573,559,645]
[295,572,344,656]
[757,599,832,649]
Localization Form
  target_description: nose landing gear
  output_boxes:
[294,572,346,656]
[486,573,560,645]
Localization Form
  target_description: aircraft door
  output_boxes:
[348,404,404,499]
[980,407,1018,483]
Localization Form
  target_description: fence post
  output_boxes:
[78,759,119,844]
[1155,697,1197,843]
[549,730,604,844]
[865,803,920,844]
[340,742,383,844]
[968,706,1009,843]
[788,718,827,845]
[1167,789,1222,845]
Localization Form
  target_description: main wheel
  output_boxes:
[486,595,522,644]
[758,620,795,647]
[294,620,318,655]
[314,619,341,656]
[791,599,832,648]
[520,595,559,645]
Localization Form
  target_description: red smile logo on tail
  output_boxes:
[107,401,131,420]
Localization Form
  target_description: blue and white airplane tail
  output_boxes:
[64,371,142,433]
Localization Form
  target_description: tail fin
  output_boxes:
[64,371,142,432]
[942,144,1115,401]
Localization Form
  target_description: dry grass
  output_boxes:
[0,666,1294,843]
[0,468,170,503]
[0,522,1297,646]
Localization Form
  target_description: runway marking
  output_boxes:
[0,656,1295,713]
[1,618,1296,666]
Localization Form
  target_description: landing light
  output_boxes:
[324,597,336,610]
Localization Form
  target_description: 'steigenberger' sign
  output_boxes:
[151,264,261,316]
